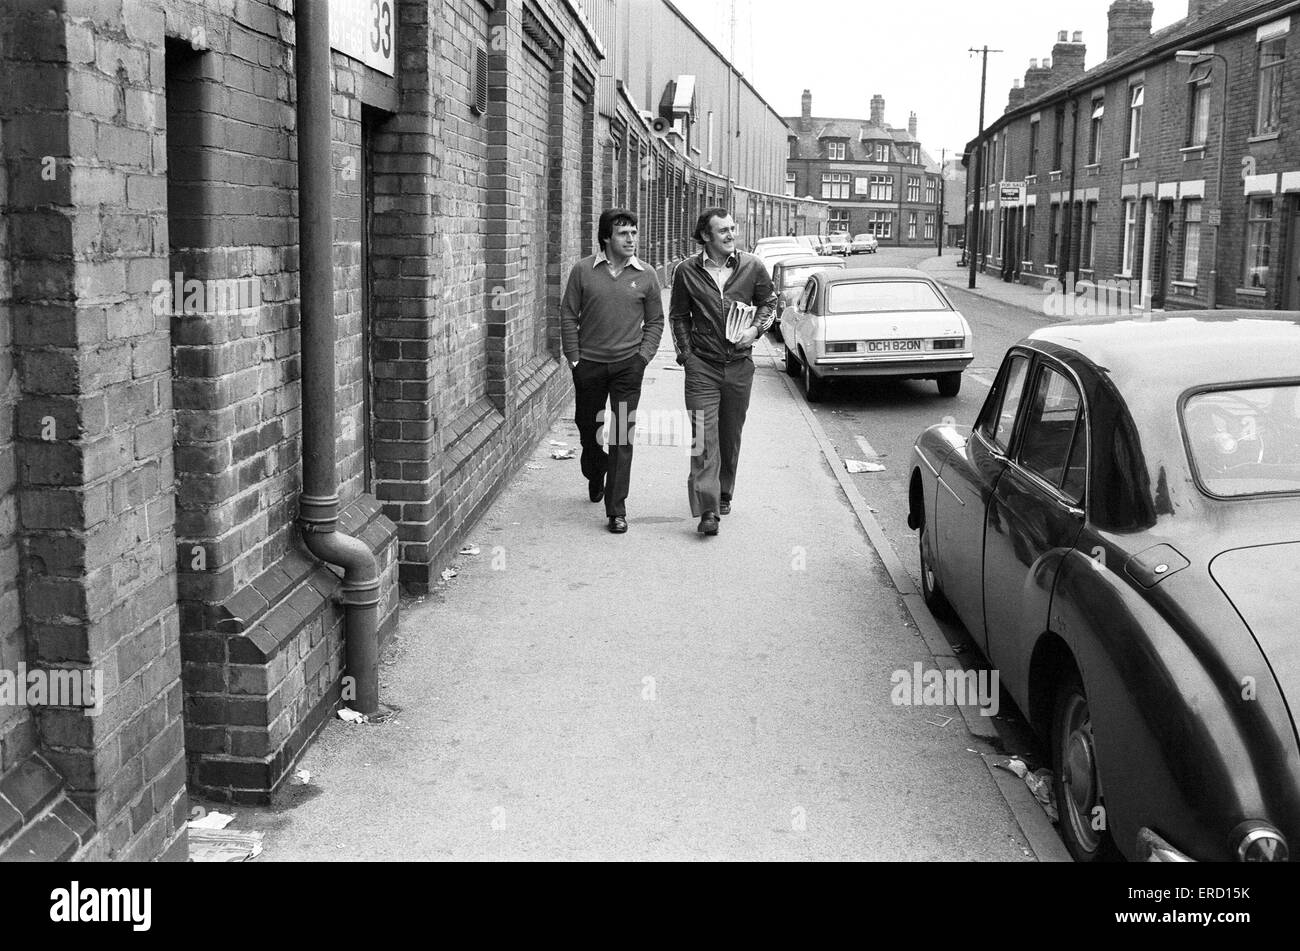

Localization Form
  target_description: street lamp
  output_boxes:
[1176,49,1229,309]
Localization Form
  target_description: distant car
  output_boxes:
[779,267,972,401]
[825,233,850,256]
[850,233,879,254]
[769,255,846,334]
[753,236,803,255]
[908,312,1300,863]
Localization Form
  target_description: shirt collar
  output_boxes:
[595,251,644,271]
[700,250,738,269]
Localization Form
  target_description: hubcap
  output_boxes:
[1059,693,1102,853]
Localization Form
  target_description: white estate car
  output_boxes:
[779,268,974,401]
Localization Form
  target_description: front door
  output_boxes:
[982,359,1088,704]
[1152,200,1175,309]
[1286,199,1300,310]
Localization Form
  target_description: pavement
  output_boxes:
[231,295,1051,861]
[917,254,1052,318]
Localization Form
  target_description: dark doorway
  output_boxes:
[1285,197,1300,310]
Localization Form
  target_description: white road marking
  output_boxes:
[854,435,880,460]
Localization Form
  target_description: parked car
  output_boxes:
[754,244,810,274]
[769,255,845,334]
[780,268,972,401]
[753,236,802,255]
[825,233,850,256]
[908,312,1300,863]
[849,233,879,254]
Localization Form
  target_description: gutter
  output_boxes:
[293,2,380,716]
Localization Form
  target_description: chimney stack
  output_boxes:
[1006,78,1027,113]
[1188,0,1232,18]
[1024,57,1053,99]
[870,93,885,127]
[908,111,917,138]
[1108,0,1154,59]
[801,89,812,131]
[1052,29,1086,81]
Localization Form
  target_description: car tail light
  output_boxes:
[932,338,965,350]
[824,342,858,354]
[1231,821,1289,862]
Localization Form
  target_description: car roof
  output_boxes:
[775,255,845,267]
[1027,312,1300,388]
[820,267,936,284]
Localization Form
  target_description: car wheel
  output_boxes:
[937,372,962,398]
[801,351,824,402]
[783,343,800,376]
[919,524,955,621]
[1051,672,1120,863]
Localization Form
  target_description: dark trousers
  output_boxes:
[572,355,646,518]
[683,354,754,517]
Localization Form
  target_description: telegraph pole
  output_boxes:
[968,45,1002,289]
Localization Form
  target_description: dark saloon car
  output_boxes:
[770,254,845,334]
[908,312,1300,862]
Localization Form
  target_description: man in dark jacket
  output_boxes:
[560,209,664,533]
[669,208,777,536]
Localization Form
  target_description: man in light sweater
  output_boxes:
[560,209,664,534]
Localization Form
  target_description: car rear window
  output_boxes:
[826,281,949,314]
[1183,385,1300,497]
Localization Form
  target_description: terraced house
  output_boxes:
[0,0,812,861]
[967,0,1300,311]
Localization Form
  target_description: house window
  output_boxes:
[789,138,797,159]
[908,212,918,239]
[1024,205,1036,262]
[1186,65,1212,147]
[1049,204,1061,262]
[785,171,797,198]
[1127,84,1144,157]
[830,209,850,232]
[1053,106,1065,171]
[1244,197,1274,288]
[925,179,937,205]
[1028,121,1039,175]
[1089,99,1104,164]
[924,212,935,240]
[828,141,846,160]
[907,176,921,202]
[1183,199,1202,282]
[1255,35,1285,135]
[868,210,893,238]
[868,174,894,201]
[1084,202,1098,269]
[1121,198,1138,274]
[872,142,889,162]
[821,173,850,199]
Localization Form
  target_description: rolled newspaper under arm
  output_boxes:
[725,301,758,343]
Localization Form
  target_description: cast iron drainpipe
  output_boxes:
[293,2,380,716]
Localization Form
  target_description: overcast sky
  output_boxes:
[669,0,1185,158]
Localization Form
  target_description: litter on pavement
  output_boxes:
[845,459,886,473]
[440,567,458,581]
[550,449,576,460]
[337,707,368,724]
[189,828,264,862]
[458,546,480,556]
[187,811,235,830]
[988,754,1059,823]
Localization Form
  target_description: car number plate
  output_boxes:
[866,339,922,353]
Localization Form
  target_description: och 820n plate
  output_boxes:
[866,339,923,353]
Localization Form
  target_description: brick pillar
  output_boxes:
[6,2,186,861]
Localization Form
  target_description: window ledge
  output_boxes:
[1248,132,1281,144]
[1116,272,1134,280]
[1180,145,1207,155]
[1049,170,1063,181]
[1171,280,1199,292]
[1025,174,1038,184]
[1236,287,1267,297]
[1121,155,1140,166]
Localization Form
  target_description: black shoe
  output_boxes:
[719,497,731,516]
[697,512,719,536]
[589,478,605,504]
[608,516,627,534]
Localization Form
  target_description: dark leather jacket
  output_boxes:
[668,251,778,365]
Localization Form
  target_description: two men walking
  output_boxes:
[560,206,775,538]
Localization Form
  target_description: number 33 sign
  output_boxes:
[329,0,396,76]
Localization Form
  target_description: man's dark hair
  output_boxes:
[598,208,638,251]
[693,207,733,245]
